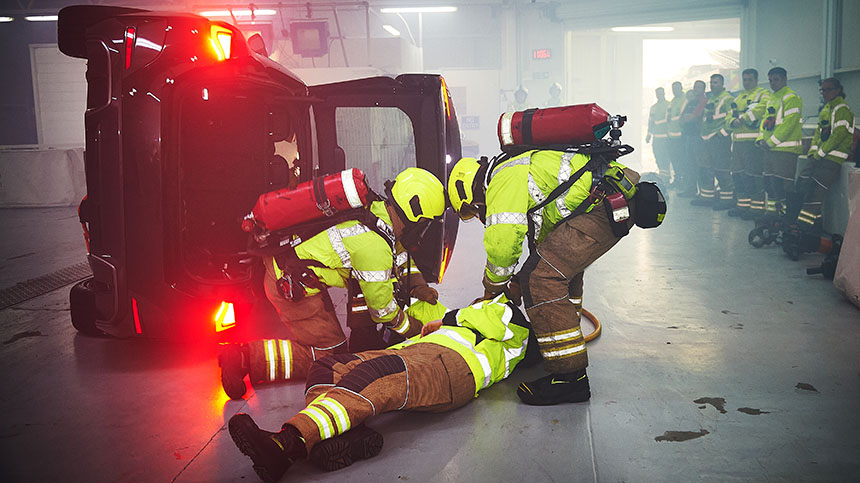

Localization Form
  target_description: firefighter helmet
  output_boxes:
[387,168,446,223]
[448,157,485,221]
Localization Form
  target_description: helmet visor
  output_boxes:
[457,202,482,222]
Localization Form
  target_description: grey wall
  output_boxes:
[0,20,57,145]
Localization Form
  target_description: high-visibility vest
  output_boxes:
[809,95,855,164]
[666,94,686,138]
[481,150,627,284]
[391,295,529,395]
[728,86,770,143]
[757,86,803,154]
[267,201,404,325]
[701,90,733,140]
[649,99,670,139]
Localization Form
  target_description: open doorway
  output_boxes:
[641,37,740,176]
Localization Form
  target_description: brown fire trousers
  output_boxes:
[519,169,639,374]
[286,343,475,452]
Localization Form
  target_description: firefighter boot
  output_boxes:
[308,424,384,472]
[228,413,307,483]
[517,369,591,405]
[219,343,249,400]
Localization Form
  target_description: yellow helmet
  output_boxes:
[448,157,485,220]
[387,168,446,223]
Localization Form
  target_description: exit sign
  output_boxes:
[532,48,551,60]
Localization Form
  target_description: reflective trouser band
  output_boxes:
[541,341,586,360]
[537,328,582,344]
[386,309,410,335]
[298,395,352,440]
[369,297,399,321]
[486,259,517,278]
[264,339,293,382]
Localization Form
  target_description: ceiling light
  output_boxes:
[0,16,14,22]
[611,26,674,32]
[199,9,277,17]
[382,24,401,36]
[380,7,457,14]
[25,15,59,22]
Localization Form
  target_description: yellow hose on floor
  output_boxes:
[581,308,602,343]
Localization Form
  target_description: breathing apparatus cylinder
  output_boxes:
[497,103,612,149]
[242,168,371,233]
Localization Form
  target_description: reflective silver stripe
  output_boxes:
[542,343,586,358]
[782,93,795,101]
[654,119,667,125]
[833,120,853,131]
[327,226,351,268]
[339,224,370,238]
[783,107,800,117]
[266,339,277,382]
[436,328,492,389]
[499,112,514,146]
[341,169,364,208]
[281,340,291,380]
[713,95,729,119]
[527,172,545,236]
[369,297,399,319]
[388,311,410,334]
[713,112,727,119]
[351,305,368,312]
[486,259,517,277]
[820,148,849,159]
[653,133,668,138]
[395,252,408,267]
[352,268,392,282]
[376,217,394,241]
[317,398,351,434]
[555,152,574,218]
[301,406,334,439]
[734,132,759,139]
[744,110,758,122]
[486,212,528,226]
[502,336,527,378]
[490,155,532,182]
[537,329,582,344]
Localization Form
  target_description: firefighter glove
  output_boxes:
[411,284,439,305]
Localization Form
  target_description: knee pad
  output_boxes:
[306,353,362,389]
[337,355,406,394]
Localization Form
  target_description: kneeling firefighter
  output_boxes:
[448,104,666,405]
[219,167,446,400]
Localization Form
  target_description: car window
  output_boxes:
[335,107,416,193]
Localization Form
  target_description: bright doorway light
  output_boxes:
[199,9,277,17]
[25,15,58,21]
[0,16,14,22]
[382,24,401,36]
[612,26,674,32]
[380,7,457,14]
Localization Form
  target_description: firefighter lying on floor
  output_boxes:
[219,168,447,400]
[227,295,530,483]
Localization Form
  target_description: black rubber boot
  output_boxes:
[228,414,307,483]
[219,343,249,400]
[517,370,591,405]
[308,424,384,472]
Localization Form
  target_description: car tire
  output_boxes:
[70,278,106,336]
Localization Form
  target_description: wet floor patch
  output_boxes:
[693,397,727,414]
[3,330,45,345]
[655,429,709,442]
[738,407,770,415]
[796,382,818,392]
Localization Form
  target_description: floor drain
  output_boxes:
[0,262,92,310]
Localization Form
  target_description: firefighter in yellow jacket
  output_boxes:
[755,67,803,217]
[218,168,447,400]
[691,73,734,208]
[227,295,529,482]
[726,68,770,218]
[447,150,640,405]
[791,78,855,229]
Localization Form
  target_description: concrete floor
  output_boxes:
[1,194,859,482]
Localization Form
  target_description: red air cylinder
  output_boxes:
[242,168,370,232]
[498,103,610,148]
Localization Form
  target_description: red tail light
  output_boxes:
[132,297,143,334]
[124,26,136,69]
[214,301,236,332]
[209,25,233,61]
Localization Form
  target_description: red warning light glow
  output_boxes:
[124,26,136,69]
[214,302,236,332]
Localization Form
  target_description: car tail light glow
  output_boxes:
[440,76,452,119]
[214,301,236,332]
[132,297,143,334]
[124,26,136,69]
[209,25,232,61]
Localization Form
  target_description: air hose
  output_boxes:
[581,308,602,343]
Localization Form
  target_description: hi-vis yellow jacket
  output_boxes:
[267,201,417,333]
[392,294,529,395]
[809,95,855,164]
[757,85,803,154]
[648,98,670,140]
[701,90,734,140]
[482,150,627,284]
[666,93,686,138]
[727,86,770,143]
